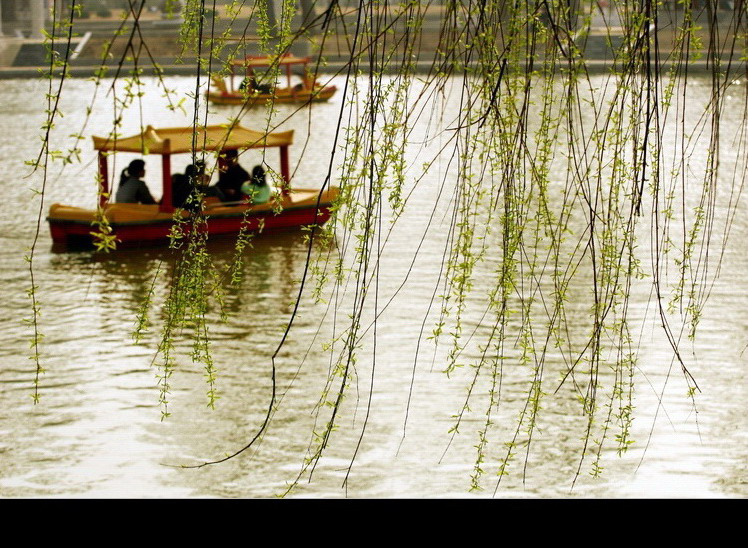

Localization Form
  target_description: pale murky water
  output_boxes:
[0,74,745,498]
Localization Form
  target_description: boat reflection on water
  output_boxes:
[49,229,319,317]
[31,230,336,497]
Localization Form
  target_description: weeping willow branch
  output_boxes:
[30,0,748,495]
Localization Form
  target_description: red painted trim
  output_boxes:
[98,152,109,208]
[280,145,290,195]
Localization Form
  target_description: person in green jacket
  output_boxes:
[241,165,271,204]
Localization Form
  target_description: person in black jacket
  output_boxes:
[172,161,208,209]
[214,149,250,202]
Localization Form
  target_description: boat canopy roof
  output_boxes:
[92,124,294,154]
[230,54,310,68]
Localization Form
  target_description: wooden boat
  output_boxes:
[47,124,339,249]
[207,54,337,107]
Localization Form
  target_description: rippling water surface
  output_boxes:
[0,74,745,498]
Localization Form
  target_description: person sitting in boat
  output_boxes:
[213,149,250,202]
[301,69,319,90]
[115,159,156,205]
[241,165,271,205]
[172,160,208,209]
[239,69,273,94]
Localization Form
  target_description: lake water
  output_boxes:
[0,73,745,498]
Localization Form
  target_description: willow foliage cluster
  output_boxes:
[28,0,747,494]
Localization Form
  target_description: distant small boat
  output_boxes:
[47,124,339,249]
[207,54,337,107]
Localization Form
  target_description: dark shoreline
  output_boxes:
[0,59,732,80]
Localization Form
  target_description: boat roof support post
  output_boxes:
[160,152,173,213]
[280,144,290,195]
[98,151,109,208]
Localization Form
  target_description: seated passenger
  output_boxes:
[172,161,208,209]
[213,149,250,202]
[115,159,156,204]
[241,165,271,205]
[301,70,319,90]
[239,68,273,94]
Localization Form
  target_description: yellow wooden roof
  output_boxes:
[92,124,294,154]
[230,54,310,68]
